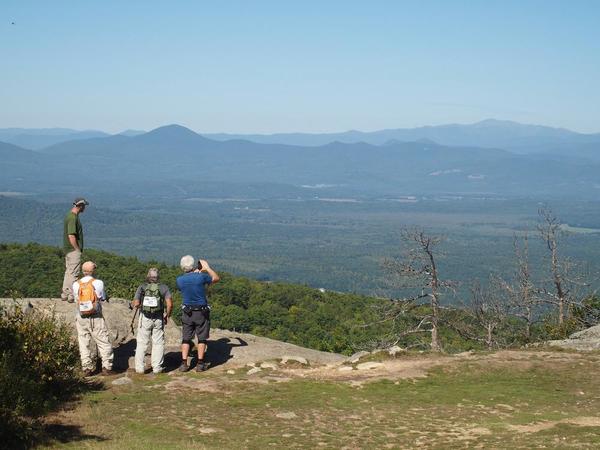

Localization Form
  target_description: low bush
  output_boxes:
[572,296,600,329]
[0,304,81,448]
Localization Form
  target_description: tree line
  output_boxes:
[0,242,392,354]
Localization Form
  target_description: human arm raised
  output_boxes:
[198,259,220,284]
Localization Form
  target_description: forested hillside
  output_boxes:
[3,242,596,355]
[0,243,388,354]
[0,242,504,354]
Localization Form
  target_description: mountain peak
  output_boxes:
[132,124,214,148]
[142,124,202,138]
[472,118,521,128]
[471,118,576,134]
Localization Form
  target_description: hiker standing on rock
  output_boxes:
[132,267,173,374]
[177,255,220,372]
[61,197,88,303]
[73,261,115,376]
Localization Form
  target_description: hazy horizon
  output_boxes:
[2,1,599,134]
[2,118,599,137]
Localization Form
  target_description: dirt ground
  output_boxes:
[36,345,600,449]
[6,298,600,448]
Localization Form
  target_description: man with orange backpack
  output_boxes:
[73,260,115,376]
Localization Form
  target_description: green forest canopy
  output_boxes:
[0,242,392,354]
[4,242,580,355]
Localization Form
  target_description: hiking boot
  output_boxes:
[67,298,75,304]
[101,368,117,376]
[178,362,191,372]
[196,361,209,372]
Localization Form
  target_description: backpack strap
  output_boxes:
[78,277,96,292]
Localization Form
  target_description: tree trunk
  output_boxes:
[551,244,565,325]
[525,304,532,341]
[427,242,442,352]
[430,292,441,352]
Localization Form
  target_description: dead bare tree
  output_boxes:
[382,228,452,352]
[446,278,513,350]
[469,280,510,350]
[497,233,539,341]
[357,297,432,350]
[535,207,597,334]
[537,207,568,325]
[513,233,536,339]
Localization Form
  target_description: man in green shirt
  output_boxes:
[61,197,89,302]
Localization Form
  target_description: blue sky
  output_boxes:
[1,1,599,133]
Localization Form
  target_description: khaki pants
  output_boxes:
[62,250,81,301]
[135,314,165,373]
[76,314,114,371]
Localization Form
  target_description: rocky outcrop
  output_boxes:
[0,298,345,369]
[547,324,600,351]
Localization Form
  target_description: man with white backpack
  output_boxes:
[132,267,173,374]
[73,260,115,376]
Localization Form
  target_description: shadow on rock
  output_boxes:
[163,350,183,373]
[204,337,248,369]
[162,337,248,372]
[112,338,137,373]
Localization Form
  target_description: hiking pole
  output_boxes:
[130,307,139,334]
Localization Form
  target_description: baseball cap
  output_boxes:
[73,197,89,206]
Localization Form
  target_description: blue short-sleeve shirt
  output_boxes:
[176,272,212,306]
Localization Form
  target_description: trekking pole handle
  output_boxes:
[130,307,139,333]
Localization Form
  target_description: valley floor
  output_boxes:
[39,349,600,449]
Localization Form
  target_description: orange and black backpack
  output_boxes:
[77,278,98,315]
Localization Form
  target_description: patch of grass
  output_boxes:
[40,352,600,449]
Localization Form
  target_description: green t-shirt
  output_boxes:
[63,212,83,252]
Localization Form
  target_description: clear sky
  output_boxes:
[1,0,599,133]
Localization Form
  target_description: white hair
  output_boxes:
[180,255,196,272]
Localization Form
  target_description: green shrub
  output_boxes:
[0,304,81,447]
[572,296,600,328]
[538,316,581,340]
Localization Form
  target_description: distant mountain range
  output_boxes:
[204,119,600,156]
[0,127,146,150]
[3,119,598,157]
[1,123,600,201]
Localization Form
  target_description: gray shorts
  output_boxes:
[181,309,210,342]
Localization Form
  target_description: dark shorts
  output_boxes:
[181,309,210,342]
